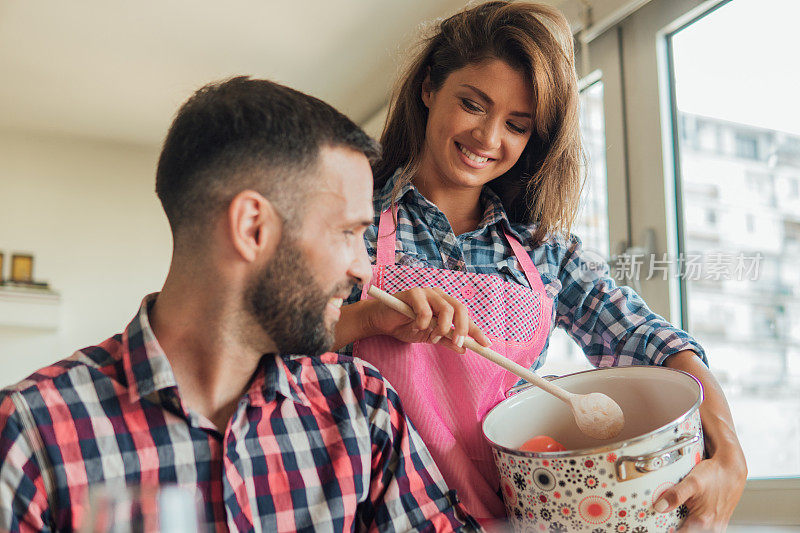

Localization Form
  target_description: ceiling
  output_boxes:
[0,0,481,146]
[0,1,645,148]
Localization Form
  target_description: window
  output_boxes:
[735,132,759,160]
[536,79,608,377]
[670,0,800,478]
[571,80,610,257]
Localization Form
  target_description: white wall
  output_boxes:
[361,104,389,140]
[0,131,171,385]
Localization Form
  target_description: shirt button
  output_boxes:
[460,285,476,300]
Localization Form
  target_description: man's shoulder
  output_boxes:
[0,334,125,409]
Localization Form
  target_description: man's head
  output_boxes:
[156,77,378,355]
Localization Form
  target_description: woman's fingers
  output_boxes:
[657,456,743,533]
[467,320,492,347]
[433,336,466,354]
[436,290,469,344]
[435,290,492,348]
[390,287,490,350]
[655,473,698,513]
[400,288,435,330]
[427,290,456,340]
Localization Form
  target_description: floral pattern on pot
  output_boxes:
[493,410,703,532]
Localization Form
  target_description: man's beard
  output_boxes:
[246,236,351,356]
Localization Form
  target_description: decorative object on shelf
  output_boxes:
[10,253,33,283]
[0,252,60,330]
[0,252,59,329]
[1,253,51,291]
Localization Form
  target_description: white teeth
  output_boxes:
[330,298,343,308]
[458,143,489,163]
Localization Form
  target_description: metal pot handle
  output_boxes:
[615,433,700,482]
[504,376,560,398]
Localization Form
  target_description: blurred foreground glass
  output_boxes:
[81,485,203,533]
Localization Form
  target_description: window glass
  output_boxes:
[538,80,607,376]
[671,0,800,478]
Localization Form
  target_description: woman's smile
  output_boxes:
[455,141,495,169]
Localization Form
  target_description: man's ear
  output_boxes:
[421,70,434,108]
[227,190,282,263]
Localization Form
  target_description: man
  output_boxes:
[0,77,477,532]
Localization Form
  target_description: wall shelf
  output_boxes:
[0,286,61,330]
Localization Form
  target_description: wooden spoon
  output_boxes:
[367,285,625,440]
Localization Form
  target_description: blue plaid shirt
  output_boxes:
[344,170,706,369]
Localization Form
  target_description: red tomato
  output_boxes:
[519,435,566,453]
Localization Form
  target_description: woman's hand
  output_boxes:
[659,350,748,532]
[365,287,491,353]
[656,447,746,532]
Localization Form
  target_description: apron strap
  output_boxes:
[375,208,397,267]
[503,228,546,294]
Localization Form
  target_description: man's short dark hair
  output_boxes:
[155,76,379,245]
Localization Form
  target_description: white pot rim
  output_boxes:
[482,365,704,458]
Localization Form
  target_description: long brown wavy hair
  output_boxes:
[374,1,585,245]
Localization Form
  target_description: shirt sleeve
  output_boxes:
[554,234,707,367]
[0,392,53,533]
[355,365,480,533]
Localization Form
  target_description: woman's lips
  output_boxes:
[455,142,493,169]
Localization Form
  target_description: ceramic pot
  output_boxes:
[482,366,704,532]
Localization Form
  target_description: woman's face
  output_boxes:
[419,58,534,191]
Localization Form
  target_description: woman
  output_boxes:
[333,1,746,528]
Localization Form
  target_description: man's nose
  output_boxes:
[349,244,372,288]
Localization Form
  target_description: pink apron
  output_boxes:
[353,208,553,522]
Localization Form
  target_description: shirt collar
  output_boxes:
[121,293,307,406]
[121,294,179,403]
[376,167,416,213]
[476,185,511,232]
[377,167,517,235]
[247,354,311,407]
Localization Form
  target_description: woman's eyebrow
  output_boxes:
[460,84,532,119]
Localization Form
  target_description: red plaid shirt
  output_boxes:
[0,295,476,532]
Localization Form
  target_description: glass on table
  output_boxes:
[80,484,204,533]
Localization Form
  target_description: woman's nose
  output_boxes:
[472,118,502,150]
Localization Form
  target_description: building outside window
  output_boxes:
[671,0,800,478]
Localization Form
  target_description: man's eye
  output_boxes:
[461,98,483,113]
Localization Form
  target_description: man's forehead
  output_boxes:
[315,147,370,181]
[304,146,373,220]
[310,186,372,220]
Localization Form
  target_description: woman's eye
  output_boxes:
[461,98,483,113]
[507,122,528,135]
